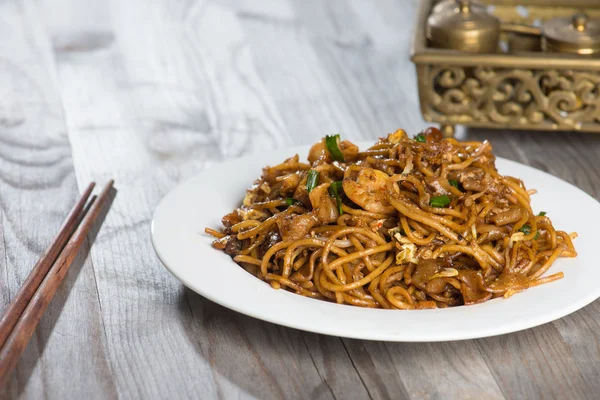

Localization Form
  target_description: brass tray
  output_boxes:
[411,0,600,136]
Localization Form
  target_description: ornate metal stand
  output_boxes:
[412,0,600,135]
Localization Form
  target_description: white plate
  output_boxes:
[151,142,600,342]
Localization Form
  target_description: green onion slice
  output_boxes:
[415,133,426,143]
[286,198,298,206]
[328,181,344,215]
[519,224,532,235]
[448,179,460,189]
[325,134,345,162]
[519,224,540,239]
[430,195,450,208]
[538,211,546,216]
[306,170,319,193]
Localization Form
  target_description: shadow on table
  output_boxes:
[178,287,600,400]
[178,287,413,400]
[4,188,116,398]
[179,288,350,399]
[179,289,285,399]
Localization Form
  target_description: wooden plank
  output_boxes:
[0,0,115,398]
[289,0,431,138]
[341,338,508,400]
[185,291,334,400]
[237,4,365,144]
[39,0,348,398]
[236,0,428,140]
[476,328,591,399]
[44,17,221,400]
[301,334,372,400]
[385,341,505,400]
[340,340,411,400]
[552,301,600,389]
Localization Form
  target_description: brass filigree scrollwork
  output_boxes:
[422,65,600,131]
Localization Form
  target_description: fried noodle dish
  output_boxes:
[206,128,577,309]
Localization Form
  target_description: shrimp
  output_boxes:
[343,166,395,214]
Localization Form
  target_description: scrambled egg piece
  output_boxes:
[393,232,419,264]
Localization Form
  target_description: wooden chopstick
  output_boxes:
[0,180,114,387]
[0,182,95,350]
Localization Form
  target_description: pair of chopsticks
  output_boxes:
[0,180,114,387]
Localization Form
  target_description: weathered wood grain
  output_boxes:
[552,301,600,388]
[0,1,115,399]
[44,6,220,398]
[476,327,590,399]
[38,0,352,398]
[185,291,335,400]
[1,0,599,398]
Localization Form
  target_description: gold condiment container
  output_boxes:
[412,0,600,136]
[543,13,600,56]
[427,0,500,53]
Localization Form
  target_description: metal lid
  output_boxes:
[427,0,500,53]
[543,13,600,55]
[431,0,485,16]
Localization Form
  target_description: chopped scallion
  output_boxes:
[538,211,546,216]
[415,133,426,143]
[519,224,540,239]
[328,181,344,214]
[286,198,298,206]
[306,170,319,193]
[449,179,460,189]
[430,195,450,208]
[519,224,532,235]
[325,134,345,162]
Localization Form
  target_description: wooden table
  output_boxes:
[1,0,599,398]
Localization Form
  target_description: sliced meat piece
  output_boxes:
[309,183,339,224]
[258,230,281,258]
[222,210,241,228]
[456,269,492,305]
[490,205,524,226]
[276,213,320,241]
[411,259,444,291]
[224,236,243,257]
[476,223,506,242]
